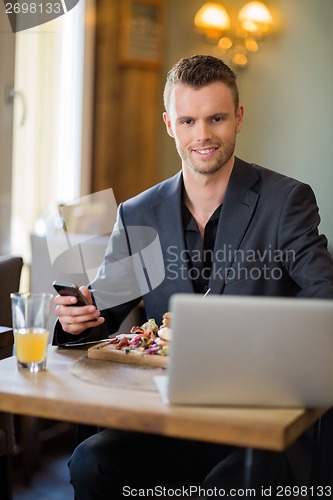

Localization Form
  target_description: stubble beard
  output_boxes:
[178,140,236,176]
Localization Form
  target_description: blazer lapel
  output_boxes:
[209,159,260,294]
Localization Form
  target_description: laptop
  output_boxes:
[154,294,333,407]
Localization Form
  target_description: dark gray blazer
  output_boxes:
[54,157,333,345]
[53,157,333,486]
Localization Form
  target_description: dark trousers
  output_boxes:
[69,429,296,499]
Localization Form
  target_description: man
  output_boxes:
[54,55,333,498]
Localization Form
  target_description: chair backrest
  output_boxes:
[0,255,24,328]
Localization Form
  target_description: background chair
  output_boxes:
[0,254,24,329]
[0,254,24,500]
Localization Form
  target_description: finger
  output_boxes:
[67,309,102,323]
[59,316,105,335]
[55,303,98,318]
[54,294,82,306]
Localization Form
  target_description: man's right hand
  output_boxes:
[54,286,105,335]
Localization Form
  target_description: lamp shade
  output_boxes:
[194,3,230,40]
[238,1,273,35]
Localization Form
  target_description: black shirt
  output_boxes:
[182,204,222,294]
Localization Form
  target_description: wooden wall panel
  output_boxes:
[92,0,165,204]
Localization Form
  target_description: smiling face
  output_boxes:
[163,81,243,177]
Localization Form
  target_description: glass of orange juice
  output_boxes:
[10,293,53,372]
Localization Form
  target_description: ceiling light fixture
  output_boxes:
[194,1,274,67]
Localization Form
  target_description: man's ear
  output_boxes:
[162,112,174,138]
[236,106,244,134]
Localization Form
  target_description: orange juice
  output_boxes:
[14,328,49,363]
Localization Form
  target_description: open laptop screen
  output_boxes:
[156,294,333,407]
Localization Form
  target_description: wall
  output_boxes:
[160,0,333,247]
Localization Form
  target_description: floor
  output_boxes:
[12,420,75,500]
[13,450,73,500]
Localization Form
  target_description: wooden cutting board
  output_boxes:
[87,342,168,368]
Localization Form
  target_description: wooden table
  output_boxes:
[0,346,332,494]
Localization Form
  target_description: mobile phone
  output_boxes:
[52,280,90,306]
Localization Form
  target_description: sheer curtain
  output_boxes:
[11,0,95,270]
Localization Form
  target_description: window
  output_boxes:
[11,0,95,267]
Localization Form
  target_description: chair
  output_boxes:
[0,254,24,500]
[0,255,24,327]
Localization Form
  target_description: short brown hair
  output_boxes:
[163,54,239,112]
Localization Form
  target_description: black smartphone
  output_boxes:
[52,280,90,306]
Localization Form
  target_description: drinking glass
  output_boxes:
[10,292,54,372]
